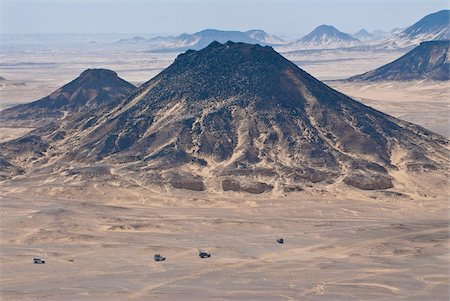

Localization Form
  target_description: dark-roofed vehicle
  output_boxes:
[153,254,165,261]
[199,251,211,258]
[33,257,45,264]
[277,238,284,244]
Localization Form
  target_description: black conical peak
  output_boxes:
[175,41,277,63]
[147,41,320,107]
[0,68,136,127]
[65,68,135,92]
[78,68,119,81]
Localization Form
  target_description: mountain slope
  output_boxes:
[1,42,448,193]
[289,25,361,50]
[389,10,450,48]
[0,69,136,127]
[348,40,449,81]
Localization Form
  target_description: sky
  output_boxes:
[0,0,448,36]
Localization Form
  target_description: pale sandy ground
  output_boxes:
[0,127,34,143]
[0,181,448,301]
[283,49,406,80]
[328,81,450,137]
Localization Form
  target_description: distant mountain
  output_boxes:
[2,42,447,193]
[288,25,361,50]
[348,40,449,81]
[388,10,449,48]
[245,29,288,45]
[116,36,147,44]
[114,29,287,51]
[0,69,136,127]
[147,29,263,51]
[353,29,375,41]
[353,29,397,42]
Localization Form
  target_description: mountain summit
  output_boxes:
[0,69,136,127]
[1,42,448,192]
[289,25,361,49]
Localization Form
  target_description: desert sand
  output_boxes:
[0,181,448,301]
[0,127,34,143]
[328,80,450,137]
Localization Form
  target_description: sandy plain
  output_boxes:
[0,180,449,301]
[328,80,450,137]
[0,35,449,300]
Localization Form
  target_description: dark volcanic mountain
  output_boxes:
[388,10,450,48]
[348,40,449,81]
[289,25,361,49]
[0,69,136,127]
[1,42,448,192]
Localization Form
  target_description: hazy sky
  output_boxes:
[0,0,447,36]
